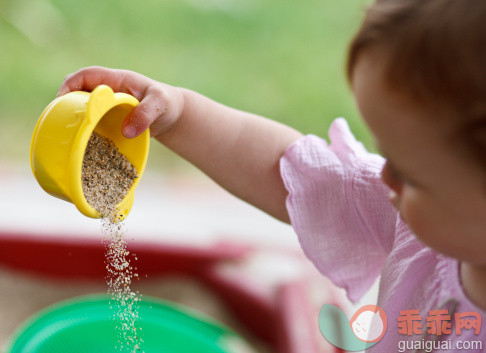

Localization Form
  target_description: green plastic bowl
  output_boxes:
[4,294,247,353]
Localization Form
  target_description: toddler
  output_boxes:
[57,0,486,351]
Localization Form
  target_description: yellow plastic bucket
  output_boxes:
[30,85,150,221]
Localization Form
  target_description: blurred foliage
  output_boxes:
[0,0,374,169]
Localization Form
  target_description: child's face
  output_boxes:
[352,50,486,265]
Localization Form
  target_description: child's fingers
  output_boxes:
[57,66,113,97]
[57,66,178,139]
[121,88,168,139]
[56,66,150,99]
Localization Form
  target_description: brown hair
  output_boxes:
[347,0,486,168]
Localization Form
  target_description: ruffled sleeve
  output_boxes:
[280,118,398,303]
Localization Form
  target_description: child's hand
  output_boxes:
[57,66,184,139]
[58,66,302,223]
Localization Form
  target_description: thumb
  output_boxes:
[121,99,159,138]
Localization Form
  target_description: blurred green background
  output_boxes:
[0,0,374,170]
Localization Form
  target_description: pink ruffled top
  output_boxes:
[280,118,486,352]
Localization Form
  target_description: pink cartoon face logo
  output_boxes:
[350,305,388,343]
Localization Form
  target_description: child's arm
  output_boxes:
[58,66,303,223]
[158,89,303,223]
